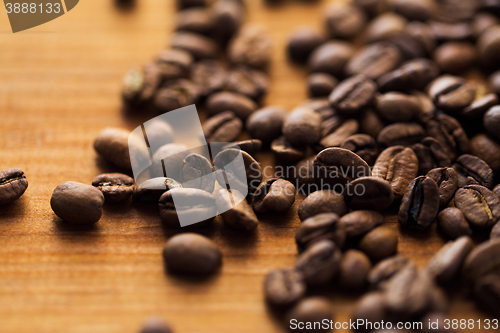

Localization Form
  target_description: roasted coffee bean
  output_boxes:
[340,134,378,166]
[452,154,494,189]
[430,20,472,42]
[285,297,333,332]
[492,222,500,239]
[373,146,419,200]
[455,185,500,229]
[154,79,200,113]
[390,0,435,21]
[271,137,305,164]
[246,106,286,143]
[134,178,182,202]
[359,109,386,139]
[433,42,477,74]
[344,177,394,211]
[228,25,272,70]
[478,25,500,70]
[413,91,436,123]
[287,27,327,64]
[295,213,345,252]
[376,92,422,123]
[94,127,135,170]
[122,65,157,107]
[462,93,498,119]
[177,0,206,9]
[0,168,28,205]
[92,173,134,203]
[484,105,500,141]
[206,91,258,120]
[472,13,499,38]
[338,249,372,290]
[353,292,388,327]
[175,8,214,35]
[359,226,398,261]
[489,70,500,95]
[406,21,437,55]
[224,139,262,157]
[381,30,427,61]
[213,148,262,194]
[252,178,295,213]
[307,73,338,98]
[298,190,349,221]
[339,210,384,238]
[320,114,344,139]
[346,43,402,80]
[462,238,500,281]
[211,0,245,45]
[474,274,500,316]
[291,157,324,195]
[426,114,470,161]
[367,256,409,286]
[319,119,359,149]
[180,153,214,193]
[426,236,474,284]
[151,143,190,181]
[426,167,458,208]
[300,98,333,119]
[190,59,227,97]
[364,13,407,43]
[377,58,439,93]
[226,67,269,101]
[324,2,367,40]
[170,32,217,59]
[427,75,476,112]
[295,239,342,285]
[353,0,389,17]
[282,107,322,147]
[329,75,377,116]
[399,176,440,230]
[163,233,221,274]
[470,134,500,173]
[203,111,243,143]
[413,137,452,175]
[216,189,258,231]
[308,41,355,77]
[50,181,105,224]
[438,207,472,240]
[377,122,426,148]
[141,119,174,154]
[139,317,173,333]
[156,49,194,81]
[264,269,306,308]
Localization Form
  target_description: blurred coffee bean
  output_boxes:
[228,25,272,70]
[151,143,190,181]
[252,178,296,213]
[206,91,258,120]
[430,21,472,42]
[406,21,437,55]
[344,177,394,211]
[427,75,476,112]
[246,106,286,143]
[319,119,359,149]
[472,13,499,38]
[484,105,500,140]
[455,185,500,229]
[377,122,426,147]
[285,297,333,331]
[307,73,338,98]
[180,153,215,193]
[94,127,135,170]
[489,70,500,95]
[462,238,500,282]
[359,226,398,261]
[376,92,422,123]
[175,7,213,35]
[474,274,500,316]
[364,12,407,43]
[338,250,372,290]
[271,137,305,164]
[346,43,402,80]
[298,190,349,221]
[287,27,327,64]
[216,189,258,231]
[295,239,342,285]
[324,2,367,40]
[139,317,173,333]
[264,269,306,308]
[399,176,440,230]
[211,0,245,45]
[282,107,322,147]
[203,111,243,143]
[452,154,494,189]
[413,137,452,175]
[494,184,500,199]
[295,213,346,252]
[367,255,409,286]
[426,114,471,161]
[353,0,390,17]
[226,67,269,101]
[171,32,217,59]
[491,221,500,239]
[176,0,206,9]
[426,167,458,208]
[92,173,134,203]
[470,134,500,173]
[377,58,439,93]
[478,25,500,70]
[359,109,387,139]
[213,148,262,194]
[134,178,182,202]
[190,59,227,97]
[154,79,200,112]
[438,207,472,240]
[156,49,194,81]
[308,41,355,77]
[353,292,388,328]
[340,134,378,165]
[0,168,28,205]
[413,91,436,123]
[462,93,498,119]
[390,0,436,21]
[433,42,477,74]
[329,75,377,116]
[339,210,384,238]
[224,139,262,157]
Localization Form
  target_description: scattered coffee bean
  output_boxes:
[175,7,214,35]
[324,2,367,40]
[139,317,173,333]
[211,0,245,45]
[285,297,333,331]
[171,31,218,59]
[391,0,435,21]
[307,73,338,98]
[364,12,407,43]
[308,41,355,77]
[154,79,200,113]
[246,106,286,143]
[94,127,135,170]
[433,42,477,74]
[376,92,422,123]
[252,178,295,213]
[338,249,372,291]
[472,13,499,38]
[264,269,306,308]
[377,122,426,147]
[474,274,500,316]
[452,154,494,189]
[377,58,439,93]
[295,213,345,252]
[346,43,402,80]
[353,292,388,325]
[134,178,182,202]
[406,21,437,55]
[225,66,269,101]
[425,167,458,208]
[282,107,322,147]
[367,255,409,286]
[0,168,28,205]
[298,190,348,221]
[271,137,305,164]
[430,20,472,42]
[344,177,394,211]
[359,109,386,139]
[180,153,215,193]
[122,64,161,107]
[470,133,500,173]
[340,134,378,166]
[190,59,227,97]
[142,119,174,153]
[412,137,452,175]
[213,148,262,194]
[454,185,500,229]
[427,75,476,112]
[216,189,258,231]
[156,49,194,81]
[203,111,243,143]
[92,173,135,203]
[484,105,500,141]
[359,226,398,261]
[339,210,384,238]
[426,114,471,161]
[399,176,440,230]
[438,208,472,240]
[228,25,272,70]
[462,238,500,282]
[295,239,342,285]
[206,91,258,120]
[151,143,190,181]
[478,25,500,70]
[319,119,359,149]
[287,27,327,64]
[223,139,262,157]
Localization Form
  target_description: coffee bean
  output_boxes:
[203,111,243,143]
[216,189,258,231]
[170,32,218,59]
[324,2,367,40]
[377,122,426,147]
[426,114,471,161]
[163,233,221,274]
[295,239,342,285]
[154,79,200,113]
[94,127,135,170]
[433,42,477,74]
[399,176,440,230]
[246,106,286,143]
[353,292,388,327]
[206,91,258,120]
[462,238,500,282]
[213,148,262,194]
[465,93,499,120]
[319,119,359,149]
[295,213,345,252]
[338,249,372,290]
[340,134,378,166]
[494,184,500,199]
[291,157,324,195]
[320,114,345,138]
[134,178,182,202]
[382,31,427,61]
[190,59,227,97]
[211,0,245,45]
[308,41,355,77]
[151,143,190,181]
[426,167,458,208]
[307,73,338,98]
[412,137,452,175]
[359,109,387,139]
[489,70,500,95]
[344,177,394,211]
[282,107,322,147]
[452,154,494,189]
[373,146,419,200]
[252,178,295,213]
[413,91,436,124]
[0,168,28,205]
[377,58,439,93]
[391,0,436,21]
[175,8,214,35]
[139,317,173,333]
[492,222,500,239]
[92,173,135,203]
[228,25,272,70]
[223,139,262,157]
[438,208,472,240]
[455,185,500,229]
[359,226,398,261]
[156,49,194,81]
[367,256,409,286]
[430,20,472,42]
[50,181,105,224]
[406,21,437,55]
[346,43,402,80]
[353,0,389,17]
[473,13,499,38]
[300,99,334,120]
[470,134,500,173]
[285,297,333,332]
[484,105,500,141]
[271,137,305,164]
[478,25,500,70]
[339,210,384,238]
[142,119,174,154]
[298,190,349,221]
[376,92,422,123]
[474,274,500,316]
[177,0,206,9]
[225,66,269,101]
[287,27,327,64]
[364,13,407,43]
[427,75,476,112]
[264,268,307,312]
[180,153,214,193]
[122,64,162,107]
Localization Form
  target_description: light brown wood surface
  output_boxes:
[0,1,493,332]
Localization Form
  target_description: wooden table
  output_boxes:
[0,1,492,332]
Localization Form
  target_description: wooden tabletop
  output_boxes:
[0,1,492,332]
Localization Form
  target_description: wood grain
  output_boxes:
[0,1,492,332]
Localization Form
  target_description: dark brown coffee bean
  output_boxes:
[216,189,258,231]
[484,105,500,141]
[0,168,28,205]
[151,143,190,181]
[367,256,409,286]
[320,114,344,139]
[478,25,500,70]
[377,122,426,147]
[438,207,472,240]
[329,75,377,116]
[359,226,398,261]
[433,42,477,74]
[462,238,500,282]
[364,13,407,43]
[211,0,245,45]
[340,134,378,166]
[139,317,173,333]
[298,190,349,221]
[338,249,372,290]
[373,146,419,200]
[489,70,500,95]
[213,148,262,194]
[177,0,206,9]
[295,213,345,252]
[473,13,499,38]
[295,239,342,285]
[377,58,439,93]
[426,114,471,161]
[324,2,367,40]
[390,0,436,21]
[474,274,500,316]
[382,30,427,61]
[452,154,494,189]
[359,109,386,139]
[134,178,182,202]
[319,119,359,149]
[50,181,104,224]
[282,107,322,147]
[171,32,217,59]
[426,167,458,208]
[353,292,388,327]
[180,153,214,193]
[308,41,355,77]
[339,210,384,238]
[122,65,157,107]
[203,111,243,143]
[156,49,194,81]
[175,8,214,35]
[427,75,476,112]
[353,0,390,17]
[346,43,402,80]
[285,297,333,332]
[223,139,262,157]
[163,233,221,274]
[455,185,500,229]
[154,79,200,113]
[206,91,258,120]
[406,21,437,55]
[190,59,227,97]
[470,134,500,173]
[495,184,500,198]
[492,222,500,239]
[376,92,422,123]
[246,106,286,144]
[413,91,436,123]
[228,25,272,70]
[413,137,452,175]
[399,176,440,230]
[225,67,269,101]
[344,177,394,211]
[430,20,472,42]
[462,92,498,119]
[94,127,134,170]
[271,137,305,164]
[314,147,372,186]
[264,269,306,308]
[92,173,134,203]
[308,73,338,98]
[252,179,295,213]
[287,27,327,64]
